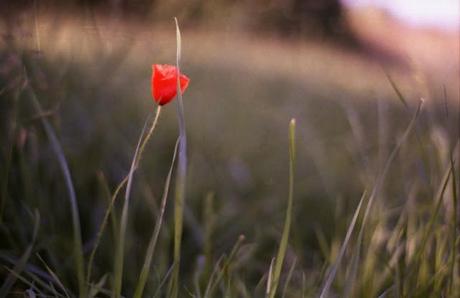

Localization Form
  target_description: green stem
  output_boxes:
[86,106,161,287]
[268,119,296,298]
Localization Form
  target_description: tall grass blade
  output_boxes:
[268,118,296,298]
[113,117,149,298]
[169,17,188,298]
[27,85,87,298]
[319,191,366,298]
[133,138,180,298]
[350,100,423,293]
[386,75,431,188]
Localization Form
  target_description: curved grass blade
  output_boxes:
[26,82,87,297]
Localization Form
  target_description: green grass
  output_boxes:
[1,12,459,298]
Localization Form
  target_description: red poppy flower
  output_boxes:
[151,64,190,106]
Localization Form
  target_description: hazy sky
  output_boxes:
[344,0,459,30]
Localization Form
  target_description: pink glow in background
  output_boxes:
[343,0,459,30]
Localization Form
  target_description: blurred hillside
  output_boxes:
[1,0,356,41]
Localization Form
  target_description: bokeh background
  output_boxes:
[1,0,459,296]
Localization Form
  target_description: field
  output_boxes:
[1,9,459,297]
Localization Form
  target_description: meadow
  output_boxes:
[1,10,459,297]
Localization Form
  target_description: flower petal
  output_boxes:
[151,64,190,106]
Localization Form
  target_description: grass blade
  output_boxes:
[113,116,149,298]
[268,118,296,298]
[384,71,408,109]
[153,264,175,298]
[169,17,188,298]
[407,158,454,279]
[133,138,180,298]
[320,99,423,297]
[266,258,275,298]
[27,84,87,298]
[319,191,366,298]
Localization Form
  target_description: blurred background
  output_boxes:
[1,0,459,296]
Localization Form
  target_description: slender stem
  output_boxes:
[268,119,296,298]
[113,117,150,298]
[137,106,162,167]
[86,106,161,286]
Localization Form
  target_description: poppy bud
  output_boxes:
[151,64,190,105]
